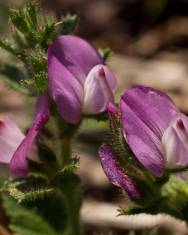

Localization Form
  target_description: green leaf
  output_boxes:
[59,14,78,35]
[0,75,29,94]
[27,1,38,29]
[0,64,24,82]
[0,4,9,34]
[60,157,80,174]
[2,178,53,203]
[34,71,48,92]
[28,50,46,73]
[40,21,56,49]
[0,39,18,55]
[25,31,38,47]
[0,64,30,94]
[27,191,68,233]
[10,9,29,34]
[99,47,112,63]
[2,195,58,235]
[20,79,36,93]
[13,30,28,49]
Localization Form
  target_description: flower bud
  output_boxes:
[48,35,117,124]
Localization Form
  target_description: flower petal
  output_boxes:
[162,113,188,168]
[121,86,179,138]
[108,102,119,115]
[48,35,102,85]
[10,94,50,177]
[48,46,83,123]
[120,86,179,177]
[99,144,140,199]
[121,101,164,177]
[0,117,25,164]
[83,65,116,114]
[100,65,117,91]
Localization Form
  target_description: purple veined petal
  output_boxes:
[48,47,84,124]
[120,86,180,177]
[162,113,188,168]
[83,65,116,114]
[34,92,50,118]
[10,94,50,177]
[121,86,179,139]
[0,117,25,164]
[100,65,117,91]
[48,35,102,85]
[99,144,140,199]
[121,97,165,177]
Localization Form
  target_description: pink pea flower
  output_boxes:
[120,86,188,177]
[48,35,117,124]
[99,86,188,198]
[0,94,49,177]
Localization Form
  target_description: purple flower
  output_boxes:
[99,86,188,197]
[48,35,117,124]
[120,86,188,177]
[0,94,50,177]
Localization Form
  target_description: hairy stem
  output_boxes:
[60,140,81,235]
[61,137,71,166]
[57,119,81,235]
[63,186,81,235]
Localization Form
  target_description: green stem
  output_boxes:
[167,165,188,174]
[61,135,80,235]
[61,137,71,166]
[63,187,81,235]
[55,116,81,235]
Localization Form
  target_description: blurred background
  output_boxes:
[1,0,188,234]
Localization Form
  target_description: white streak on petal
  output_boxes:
[162,113,188,168]
[83,65,116,114]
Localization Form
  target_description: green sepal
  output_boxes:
[59,14,78,35]
[99,47,112,63]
